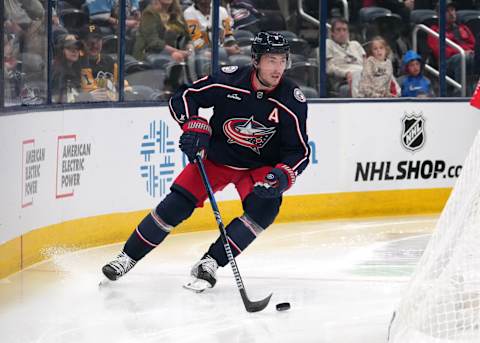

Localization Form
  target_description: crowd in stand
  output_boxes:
[3,0,480,105]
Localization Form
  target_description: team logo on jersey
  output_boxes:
[293,88,306,103]
[221,65,238,73]
[401,112,425,152]
[223,116,276,154]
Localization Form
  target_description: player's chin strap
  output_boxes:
[256,69,273,88]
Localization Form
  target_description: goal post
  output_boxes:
[388,132,480,342]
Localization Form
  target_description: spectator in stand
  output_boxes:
[326,17,366,97]
[133,0,193,61]
[400,50,434,97]
[52,34,83,103]
[357,36,400,98]
[184,0,241,57]
[427,1,475,96]
[3,33,23,106]
[79,24,121,101]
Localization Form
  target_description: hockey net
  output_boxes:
[388,132,480,343]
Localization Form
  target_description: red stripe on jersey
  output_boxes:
[267,98,309,171]
[182,84,251,118]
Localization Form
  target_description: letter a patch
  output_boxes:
[268,108,279,124]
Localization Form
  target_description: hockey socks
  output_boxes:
[123,191,195,261]
[123,209,172,261]
[207,215,264,267]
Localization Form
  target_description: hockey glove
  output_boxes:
[179,116,212,163]
[253,164,296,199]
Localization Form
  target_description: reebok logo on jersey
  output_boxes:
[227,93,242,101]
[223,116,276,154]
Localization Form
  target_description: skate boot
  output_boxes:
[102,251,137,281]
[183,254,218,293]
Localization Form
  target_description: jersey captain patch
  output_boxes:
[223,116,276,154]
[221,65,238,73]
[293,88,306,103]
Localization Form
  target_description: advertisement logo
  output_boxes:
[401,112,425,152]
[140,120,176,198]
[21,139,46,207]
[56,135,92,198]
[223,116,276,154]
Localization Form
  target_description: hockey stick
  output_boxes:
[195,155,272,313]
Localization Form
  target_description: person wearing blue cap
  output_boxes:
[400,50,433,98]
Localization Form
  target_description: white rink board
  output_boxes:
[1,102,479,243]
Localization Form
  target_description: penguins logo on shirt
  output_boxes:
[223,116,276,154]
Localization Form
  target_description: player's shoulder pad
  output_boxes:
[281,77,307,104]
[212,65,250,84]
[220,65,240,74]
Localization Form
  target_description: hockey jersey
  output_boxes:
[169,65,310,176]
[183,5,235,49]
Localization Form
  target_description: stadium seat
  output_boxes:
[289,53,307,64]
[299,86,319,98]
[102,34,118,54]
[125,60,152,74]
[457,10,480,35]
[126,69,166,91]
[145,54,172,70]
[259,11,286,31]
[228,54,252,67]
[285,62,319,89]
[359,6,403,44]
[409,9,438,27]
[236,36,254,47]
[233,30,255,41]
[125,85,160,101]
[359,6,391,23]
[288,38,311,56]
[59,9,89,34]
[278,31,298,40]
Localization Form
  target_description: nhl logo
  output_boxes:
[401,112,425,152]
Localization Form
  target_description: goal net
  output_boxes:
[388,132,480,343]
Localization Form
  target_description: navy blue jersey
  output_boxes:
[169,65,310,176]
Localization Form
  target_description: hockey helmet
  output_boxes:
[251,31,290,67]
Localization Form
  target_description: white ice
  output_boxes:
[0,216,437,343]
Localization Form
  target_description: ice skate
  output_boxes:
[102,251,137,281]
[183,254,218,293]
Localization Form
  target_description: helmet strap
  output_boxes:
[255,68,273,88]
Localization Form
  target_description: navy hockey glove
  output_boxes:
[253,164,296,198]
[179,116,212,163]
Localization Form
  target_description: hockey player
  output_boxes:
[102,31,310,292]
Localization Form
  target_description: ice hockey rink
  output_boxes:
[0,215,437,343]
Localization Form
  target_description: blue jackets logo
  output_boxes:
[140,120,176,198]
[401,112,425,152]
[223,116,276,154]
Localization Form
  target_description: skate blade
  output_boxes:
[183,279,211,293]
[99,277,112,288]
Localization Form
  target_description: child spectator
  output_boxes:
[357,36,400,98]
[400,50,433,97]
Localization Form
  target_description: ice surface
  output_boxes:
[0,216,436,343]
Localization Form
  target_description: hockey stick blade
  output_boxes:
[241,289,272,313]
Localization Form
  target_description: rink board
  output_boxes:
[0,101,479,277]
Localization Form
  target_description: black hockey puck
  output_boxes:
[276,302,291,311]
